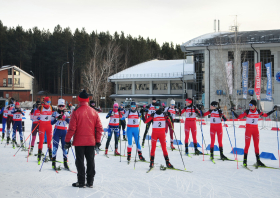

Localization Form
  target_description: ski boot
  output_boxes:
[194,143,202,155]
[12,139,16,149]
[64,157,69,170]
[123,135,127,141]
[29,147,34,156]
[105,149,108,156]
[38,149,42,165]
[127,152,131,162]
[1,133,5,142]
[185,143,189,155]
[72,182,86,188]
[149,156,155,168]
[165,156,174,168]
[142,141,145,148]
[256,154,265,167]
[52,156,57,170]
[210,148,214,160]
[243,153,248,167]
[6,136,10,145]
[44,149,52,162]
[219,147,228,160]
[170,142,175,150]
[138,151,145,161]
[114,149,120,156]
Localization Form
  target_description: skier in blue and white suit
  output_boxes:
[51,99,70,170]
[121,101,145,163]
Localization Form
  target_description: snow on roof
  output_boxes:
[109,59,193,80]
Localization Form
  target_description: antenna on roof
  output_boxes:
[229,15,239,32]
[214,19,216,32]
[218,20,220,32]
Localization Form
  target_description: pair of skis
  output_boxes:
[147,164,192,173]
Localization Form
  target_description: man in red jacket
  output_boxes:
[65,90,103,188]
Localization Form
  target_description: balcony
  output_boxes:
[0,83,25,88]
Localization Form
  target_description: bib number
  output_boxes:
[158,122,161,127]
[213,118,215,123]
[252,119,254,123]
[133,120,136,124]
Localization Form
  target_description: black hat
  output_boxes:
[36,101,41,104]
[152,97,156,100]
[154,102,161,107]
[249,99,257,106]
[90,100,95,104]
[211,101,219,107]
[78,90,89,102]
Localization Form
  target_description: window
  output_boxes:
[8,78,12,84]
[187,83,193,90]
[8,69,12,75]
[194,53,205,100]
[14,70,20,75]
[171,83,182,90]
[153,83,167,90]
[118,84,131,91]
[14,78,20,85]
[135,83,149,90]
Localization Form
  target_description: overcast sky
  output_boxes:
[1,0,280,45]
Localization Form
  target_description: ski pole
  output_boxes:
[13,132,32,157]
[147,122,151,159]
[199,111,205,161]
[231,111,238,169]
[224,120,236,161]
[200,111,208,155]
[27,123,39,161]
[276,109,280,168]
[134,114,142,169]
[119,127,122,162]
[169,117,186,170]
[39,148,49,172]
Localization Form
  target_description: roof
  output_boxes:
[181,29,280,50]
[108,59,193,80]
[0,65,34,78]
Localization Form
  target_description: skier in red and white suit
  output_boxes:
[232,99,276,167]
[164,99,179,150]
[202,101,228,160]
[144,103,174,169]
[37,97,53,165]
[180,98,202,155]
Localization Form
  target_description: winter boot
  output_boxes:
[165,156,174,168]
[243,153,248,167]
[138,151,145,161]
[105,149,108,155]
[170,142,175,150]
[149,156,155,168]
[123,135,127,141]
[29,147,34,155]
[127,152,131,161]
[64,157,69,170]
[194,143,202,155]
[114,149,120,156]
[52,157,57,170]
[256,154,265,167]
[219,147,228,160]
[185,143,189,155]
[38,149,42,165]
[72,182,86,188]
[210,148,214,160]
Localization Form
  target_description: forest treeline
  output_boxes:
[0,20,183,103]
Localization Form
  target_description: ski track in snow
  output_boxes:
[1,112,280,197]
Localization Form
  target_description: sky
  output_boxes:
[1,0,280,45]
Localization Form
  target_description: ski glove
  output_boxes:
[273,105,278,111]
[64,142,71,150]
[95,142,101,149]
[37,117,41,120]
[56,115,63,120]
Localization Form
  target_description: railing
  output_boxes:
[109,71,193,79]
[6,83,25,88]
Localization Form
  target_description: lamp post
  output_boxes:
[30,70,34,103]
[61,62,69,98]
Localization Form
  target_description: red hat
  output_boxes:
[186,98,192,104]
[78,90,89,102]
[44,97,50,102]
[15,102,20,106]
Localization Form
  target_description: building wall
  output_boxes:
[0,70,8,87]
[3,91,32,101]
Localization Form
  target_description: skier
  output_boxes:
[11,102,25,148]
[37,97,53,165]
[141,97,157,147]
[231,99,276,167]
[0,103,9,142]
[202,101,228,160]
[164,99,178,150]
[6,98,15,144]
[119,103,127,141]
[51,99,70,170]
[180,98,202,155]
[143,103,174,168]
[120,101,145,163]
[89,100,102,113]
[29,101,41,155]
[105,103,121,156]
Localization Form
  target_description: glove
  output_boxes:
[230,107,235,112]
[37,117,41,120]
[57,115,63,120]
[273,105,277,111]
[95,142,101,149]
[64,142,71,150]
[62,115,66,120]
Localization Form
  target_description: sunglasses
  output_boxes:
[46,101,51,104]
[58,105,65,108]
[114,107,118,109]
[131,105,136,108]
[91,103,95,106]
[171,104,175,106]
[155,106,160,109]
[249,103,254,107]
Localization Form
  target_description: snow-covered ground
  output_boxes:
[1,112,280,198]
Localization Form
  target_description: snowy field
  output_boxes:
[1,111,280,198]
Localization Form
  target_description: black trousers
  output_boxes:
[119,119,126,132]
[75,146,95,185]
[142,120,152,144]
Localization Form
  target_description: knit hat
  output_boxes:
[78,90,89,102]
[249,99,257,106]
[186,98,193,104]
[15,102,20,106]
[170,99,175,105]
[44,97,50,102]
[152,97,156,100]
[211,101,219,107]
[113,103,119,108]
[131,101,136,106]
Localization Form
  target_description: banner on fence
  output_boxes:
[265,62,272,100]
[254,62,262,100]
[242,61,249,99]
